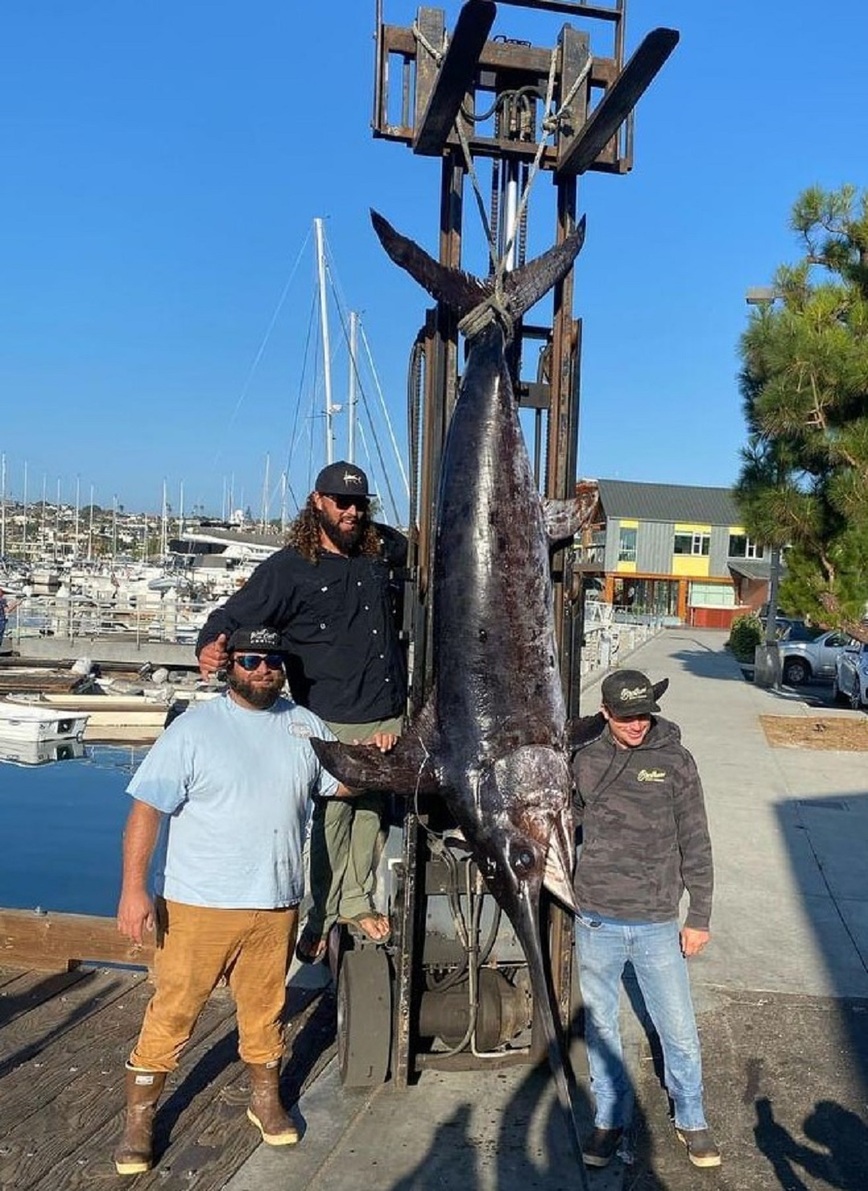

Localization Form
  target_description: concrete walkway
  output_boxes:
[226,628,868,1190]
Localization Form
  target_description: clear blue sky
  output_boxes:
[2,1,865,521]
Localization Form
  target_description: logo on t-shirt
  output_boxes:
[638,768,666,782]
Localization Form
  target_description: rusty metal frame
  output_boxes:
[374,0,678,1082]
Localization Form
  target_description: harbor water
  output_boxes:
[0,742,149,917]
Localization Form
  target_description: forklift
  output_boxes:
[334,0,678,1091]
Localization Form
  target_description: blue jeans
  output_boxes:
[575,914,707,1132]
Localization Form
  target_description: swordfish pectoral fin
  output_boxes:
[541,494,599,544]
[538,488,600,545]
[310,733,439,797]
[542,807,579,913]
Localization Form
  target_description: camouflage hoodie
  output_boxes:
[571,715,713,930]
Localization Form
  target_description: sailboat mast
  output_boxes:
[22,463,28,560]
[314,217,334,463]
[348,310,358,464]
[88,483,94,562]
[1,453,6,559]
[161,480,168,558]
[260,453,270,531]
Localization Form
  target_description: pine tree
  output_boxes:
[736,184,868,640]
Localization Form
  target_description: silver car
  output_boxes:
[779,629,851,686]
[833,639,868,709]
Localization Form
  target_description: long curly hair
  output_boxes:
[286,495,383,564]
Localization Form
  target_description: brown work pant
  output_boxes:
[130,898,298,1072]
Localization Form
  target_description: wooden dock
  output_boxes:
[0,911,335,1191]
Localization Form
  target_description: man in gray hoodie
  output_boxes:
[571,669,720,1171]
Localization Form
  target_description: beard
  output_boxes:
[227,668,284,709]
[315,505,366,554]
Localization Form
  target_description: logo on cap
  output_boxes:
[248,628,280,647]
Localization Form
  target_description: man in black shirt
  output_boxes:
[197,462,407,962]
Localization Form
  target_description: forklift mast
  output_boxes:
[335,0,677,1093]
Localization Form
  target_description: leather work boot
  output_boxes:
[246,1060,299,1145]
[113,1063,167,1176]
[675,1126,722,1168]
[581,1125,624,1168]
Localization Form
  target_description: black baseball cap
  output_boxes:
[226,626,288,654]
[314,461,373,498]
[601,669,662,717]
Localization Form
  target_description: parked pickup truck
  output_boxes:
[779,628,851,686]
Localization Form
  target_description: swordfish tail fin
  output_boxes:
[370,210,587,329]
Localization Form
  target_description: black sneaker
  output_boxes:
[675,1127,722,1168]
[581,1126,624,1168]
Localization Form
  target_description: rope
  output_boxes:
[455,113,500,277]
[412,19,445,65]
[451,41,586,339]
[494,44,559,288]
[415,33,590,342]
[458,292,513,343]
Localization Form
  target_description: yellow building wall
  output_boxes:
[672,555,710,577]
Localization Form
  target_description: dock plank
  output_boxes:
[0,971,152,1128]
[0,967,90,1027]
[2,985,239,1191]
[3,973,333,1191]
[0,966,28,990]
[0,968,145,1070]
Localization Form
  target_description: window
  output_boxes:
[673,532,710,556]
[618,527,637,562]
[728,534,764,559]
[688,582,735,608]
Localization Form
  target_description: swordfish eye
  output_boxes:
[510,843,536,877]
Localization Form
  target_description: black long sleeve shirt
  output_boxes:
[196,543,407,725]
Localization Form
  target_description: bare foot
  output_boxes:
[341,912,391,942]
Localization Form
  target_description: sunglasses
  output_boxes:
[327,494,369,511]
[232,653,285,672]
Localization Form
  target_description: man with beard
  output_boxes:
[114,625,378,1175]
[196,462,407,963]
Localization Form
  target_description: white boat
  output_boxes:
[0,736,85,766]
[5,689,219,742]
[5,695,169,728]
[0,701,89,742]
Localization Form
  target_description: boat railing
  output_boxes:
[580,609,665,680]
[7,591,215,647]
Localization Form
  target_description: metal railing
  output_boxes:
[7,592,215,647]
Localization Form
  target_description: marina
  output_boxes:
[4,0,865,1186]
[2,630,867,1189]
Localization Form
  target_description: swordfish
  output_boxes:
[311,210,595,1163]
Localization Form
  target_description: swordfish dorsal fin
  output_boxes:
[370,210,587,329]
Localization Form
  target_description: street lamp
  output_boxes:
[745,286,784,686]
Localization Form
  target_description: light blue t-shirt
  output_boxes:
[126,693,339,909]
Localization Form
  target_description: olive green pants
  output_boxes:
[306,715,402,936]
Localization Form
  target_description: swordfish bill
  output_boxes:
[311,211,593,1168]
